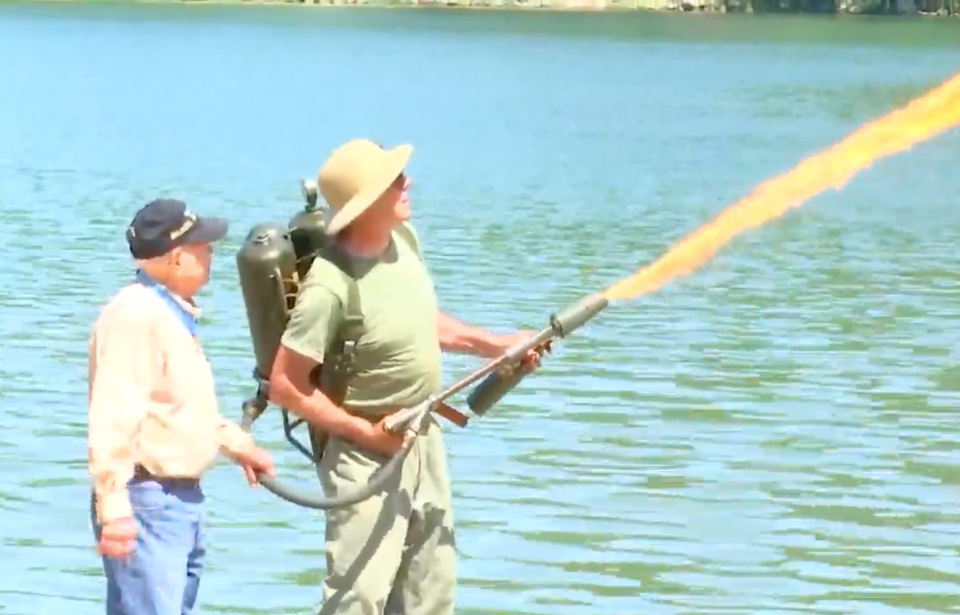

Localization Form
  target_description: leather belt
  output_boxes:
[133,464,200,488]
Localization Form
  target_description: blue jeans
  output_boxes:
[90,479,206,615]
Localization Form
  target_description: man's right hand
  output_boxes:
[361,417,410,457]
[234,446,276,487]
[98,517,137,559]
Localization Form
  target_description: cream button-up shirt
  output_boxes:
[87,278,254,524]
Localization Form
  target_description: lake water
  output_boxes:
[2,4,960,614]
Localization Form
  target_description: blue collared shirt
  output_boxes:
[135,270,199,337]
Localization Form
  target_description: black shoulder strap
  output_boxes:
[316,244,364,400]
[306,243,364,463]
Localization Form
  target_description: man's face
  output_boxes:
[173,242,213,295]
[352,171,412,233]
[369,171,411,222]
[390,172,411,220]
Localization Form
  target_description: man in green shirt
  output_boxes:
[268,138,537,615]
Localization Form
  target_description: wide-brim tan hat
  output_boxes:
[317,139,413,236]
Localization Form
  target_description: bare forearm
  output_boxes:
[436,310,503,358]
[270,382,371,442]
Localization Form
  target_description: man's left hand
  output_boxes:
[495,330,546,371]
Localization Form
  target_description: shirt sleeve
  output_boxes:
[87,310,161,525]
[279,278,342,364]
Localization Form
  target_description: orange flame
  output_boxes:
[603,70,960,303]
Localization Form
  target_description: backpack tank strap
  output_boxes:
[307,244,365,462]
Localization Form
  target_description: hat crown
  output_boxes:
[129,199,189,241]
[317,139,396,212]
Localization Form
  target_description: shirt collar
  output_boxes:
[135,270,201,337]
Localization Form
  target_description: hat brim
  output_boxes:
[183,216,229,246]
[325,144,414,236]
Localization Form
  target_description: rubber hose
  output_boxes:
[240,401,412,511]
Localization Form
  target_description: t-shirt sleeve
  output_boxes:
[279,279,343,364]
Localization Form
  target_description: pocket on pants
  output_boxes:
[128,481,170,514]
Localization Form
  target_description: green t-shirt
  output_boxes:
[279,223,442,414]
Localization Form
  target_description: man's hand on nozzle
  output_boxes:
[362,417,411,457]
[495,330,546,372]
[234,446,276,487]
[359,398,433,457]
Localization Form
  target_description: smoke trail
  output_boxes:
[604,70,960,303]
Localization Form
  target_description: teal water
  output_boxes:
[2,4,960,614]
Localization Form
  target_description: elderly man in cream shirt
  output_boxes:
[87,198,274,615]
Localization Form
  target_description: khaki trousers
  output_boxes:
[316,417,456,615]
